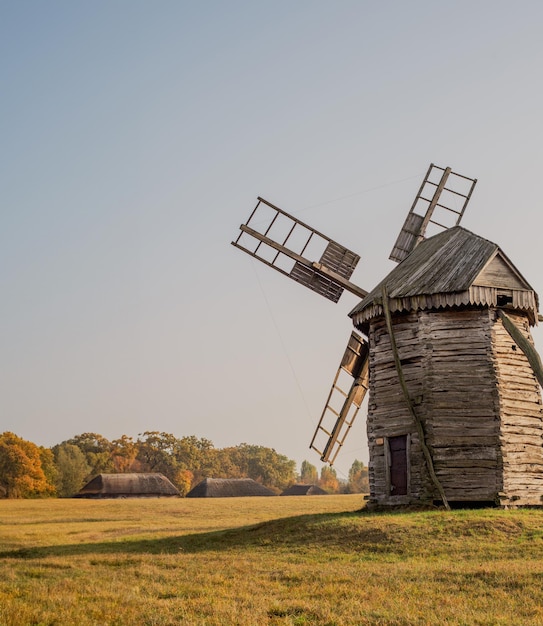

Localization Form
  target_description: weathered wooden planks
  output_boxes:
[365,305,543,507]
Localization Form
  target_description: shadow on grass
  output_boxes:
[2,508,529,561]
[0,510,391,560]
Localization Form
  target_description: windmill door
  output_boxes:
[389,435,408,495]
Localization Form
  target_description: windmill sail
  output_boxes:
[310,331,369,465]
[232,197,367,302]
[389,164,477,263]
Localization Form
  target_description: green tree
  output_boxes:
[39,447,58,495]
[136,432,216,490]
[225,444,297,493]
[173,435,215,485]
[64,433,114,476]
[300,460,318,484]
[53,443,92,497]
[136,431,180,479]
[0,432,54,498]
[209,447,243,480]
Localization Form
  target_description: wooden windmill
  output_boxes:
[232,164,543,508]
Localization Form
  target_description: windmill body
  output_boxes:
[351,226,543,507]
[232,165,543,508]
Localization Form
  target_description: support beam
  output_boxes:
[498,310,543,388]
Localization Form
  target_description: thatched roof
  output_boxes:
[74,473,180,498]
[280,484,328,496]
[186,478,275,498]
[350,226,538,329]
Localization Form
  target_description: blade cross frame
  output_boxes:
[232,197,367,303]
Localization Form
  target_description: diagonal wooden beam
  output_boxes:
[498,310,543,388]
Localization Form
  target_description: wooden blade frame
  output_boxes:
[389,164,477,263]
[310,332,369,465]
[232,197,367,302]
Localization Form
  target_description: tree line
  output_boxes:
[0,431,368,498]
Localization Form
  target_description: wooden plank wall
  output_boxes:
[492,311,543,506]
[367,308,506,506]
[367,312,431,505]
[422,309,501,502]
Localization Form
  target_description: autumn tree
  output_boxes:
[0,432,54,498]
[174,469,194,496]
[344,459,369,494]
[300,460,318,484]
[111,435,139,473]
[319,465,340,494]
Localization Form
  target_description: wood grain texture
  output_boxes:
[365,307,543,507]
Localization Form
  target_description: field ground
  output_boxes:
[1,495,543,625]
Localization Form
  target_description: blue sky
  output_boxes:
[2,1,543,479]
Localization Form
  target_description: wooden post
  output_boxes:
[380,285,450,510]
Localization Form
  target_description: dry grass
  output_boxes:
[1,496,543,624]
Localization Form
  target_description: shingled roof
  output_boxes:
[74,473,180,498]
[186,478,275,498]
[350,226,538,329]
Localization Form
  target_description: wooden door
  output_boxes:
[389,435,408,495]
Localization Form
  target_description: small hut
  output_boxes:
[280,484,328,496]
[74,473,180,498]
[186,478,275,498]
[350,226,543,508]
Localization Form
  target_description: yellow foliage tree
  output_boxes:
[174,469,194,496]
[319,465,339,494]
[0,432,54,498]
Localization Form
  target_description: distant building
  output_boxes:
[186,478,275,498]
[280,484,328,496]
[74,473,180,498]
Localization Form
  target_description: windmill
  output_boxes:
[232,164,543,508]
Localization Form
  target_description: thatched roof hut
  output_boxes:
[186,478,275,498]
[74,473,180,498]
[280,484,328,496]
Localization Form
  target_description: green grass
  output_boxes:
[2,496,543,625]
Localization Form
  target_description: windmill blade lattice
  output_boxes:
[389,164,477,263]
[309,331,369,465]
[232,197,367,302]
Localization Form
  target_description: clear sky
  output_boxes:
[2,1,543,481]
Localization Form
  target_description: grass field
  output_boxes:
[2,495,543,625]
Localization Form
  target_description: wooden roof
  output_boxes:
[350,226,539,328]
[186,478,275,498]
[75,473,180,498]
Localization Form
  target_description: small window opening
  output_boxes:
[497,294,513,306]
